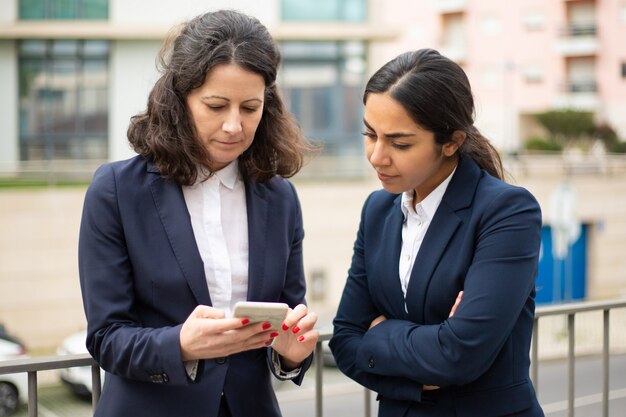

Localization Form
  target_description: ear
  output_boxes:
[442,130,466,157]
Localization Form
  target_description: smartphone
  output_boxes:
[232,301,289,330]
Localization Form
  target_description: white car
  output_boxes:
[0,326,28,417]
[56,330,103,398]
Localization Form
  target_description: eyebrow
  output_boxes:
[202,95,263,104]
[363,118,416,139]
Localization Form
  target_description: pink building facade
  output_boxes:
[369,0,626,152]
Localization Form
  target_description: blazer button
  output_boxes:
[368,358,375,368]
[215,357,226,365]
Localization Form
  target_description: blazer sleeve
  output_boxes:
[79,164,190,386]
[330,193,426,401]
[355,186,542,387]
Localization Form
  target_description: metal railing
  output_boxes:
[0,353,100,417]
[1,299,625,417]
[531,299,626,417]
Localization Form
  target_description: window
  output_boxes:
[19,0,108,20]
[279,41,366,161]
[18,40,110,161]
[523,66,544,83]
[523,11,546,31]
[480,15,502,36]
[281,0,366,22]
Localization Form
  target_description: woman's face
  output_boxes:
[363,92,458,201]
[186,64,265,171]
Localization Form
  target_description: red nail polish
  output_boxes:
[282,323,289,331]
[297,335,305,342]
[270,332,279,338]
[262,322,271,330]
[292,326,300,334]
[265,340,272,346]
[241,318,250,325]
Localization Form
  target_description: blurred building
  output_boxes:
[1,0,625,176]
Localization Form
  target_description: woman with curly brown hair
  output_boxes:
[79,9,318,417]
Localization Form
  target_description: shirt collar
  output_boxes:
[400,165,457,221]
[214,159,240,190]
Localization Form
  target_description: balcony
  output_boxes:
[554,80,599,110]
[2,299,626,417]
[555,24,598,56]
[433,0,466,14]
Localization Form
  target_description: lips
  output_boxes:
[377,172,397,181]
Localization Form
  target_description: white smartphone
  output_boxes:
[232,301,289,330]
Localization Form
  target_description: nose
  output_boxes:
[222,110,243,134]
[368,140,390,167]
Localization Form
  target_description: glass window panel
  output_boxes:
[83,40,109,57]
[281,0,366,22]
[52,0,77,19]
[18,39,109,161]
[83,0,108,18]
[52,40,79,57]
[280,41,366,164]
[19,0,109,20]
[19,0,46,19]
[19,40,48,56]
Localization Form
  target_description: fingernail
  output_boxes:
[241,318,250,325]
[282,323,289,331]
[292,326,300,334]
[270,332,279,338]
[297,335,305,342]
[262,322,271,330]
[265,340,272,346]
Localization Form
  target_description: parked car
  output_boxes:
[56,330,103,399]
[0,325,28,417]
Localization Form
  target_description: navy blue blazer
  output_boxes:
[79,156,310,417]
[330,156,544,417]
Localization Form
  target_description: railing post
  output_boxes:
[567,313,575,417]
[315,341,324,417]
[91,364,101,409]
[27,371,37,417]
[531,317,539,393]
[602,309,610,417]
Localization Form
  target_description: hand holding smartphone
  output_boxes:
[232,301,289,330]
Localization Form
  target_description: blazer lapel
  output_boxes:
[404,156,479,323]
[147,164,211,306]
[405,204,461,323]
[245,181,269,301]
[378,196,410,319]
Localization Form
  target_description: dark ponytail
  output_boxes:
[364,48,504,180]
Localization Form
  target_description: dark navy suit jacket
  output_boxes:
[330,156,544,417]
[79,156,310,417]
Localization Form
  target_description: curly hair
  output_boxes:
[127,9,313,185]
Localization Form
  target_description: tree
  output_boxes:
[534,110,595,145]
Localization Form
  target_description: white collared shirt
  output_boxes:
[182,160,248,318]
[399,167,456,299]
[181,161,300,381]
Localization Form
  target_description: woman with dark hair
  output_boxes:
[79,10,318,417]
[329,49,544,416]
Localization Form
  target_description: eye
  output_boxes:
[362,131,376,139]
[242,106,260,113]
[392,143,411,150]
[207,104,225,111]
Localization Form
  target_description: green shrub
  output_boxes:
[524,137,563,152]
